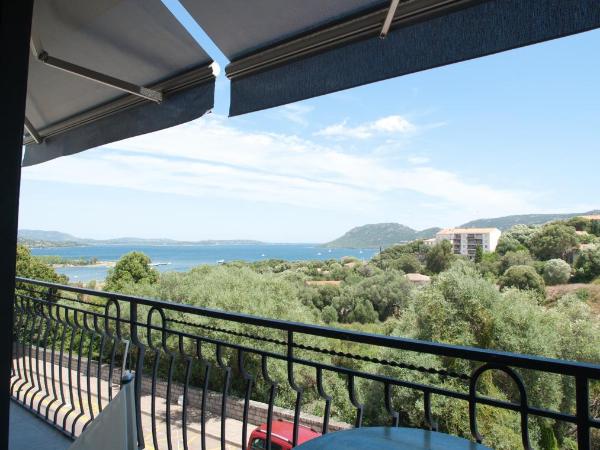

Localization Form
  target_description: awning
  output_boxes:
[180,0,600,116]
[22,0,216,166]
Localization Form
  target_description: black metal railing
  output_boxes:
[10,277,600,450]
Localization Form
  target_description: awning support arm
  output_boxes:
[23,116,42,144]
[380,0,401,38]
[35,50,163,103]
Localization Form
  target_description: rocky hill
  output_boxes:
[324,223,440,248]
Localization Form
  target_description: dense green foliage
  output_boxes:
[104,256,600,449]
[425,240,455,274]
[16,245,66,283]
[574,247,600,282]
[529,223,578,260]
[104,251,159,291]
[459,210,600,230]
[19,214,600,450]
[499,265,546,297]
[543,259,572,285]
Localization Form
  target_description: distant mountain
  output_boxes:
[18,229,265,248]
[324,223,441,248]
[460,210,600,231]
[19,229,83,242]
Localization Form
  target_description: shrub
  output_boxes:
[574,247,600,282]
[388,254,423,273]
[542,259,571,285]
[529,223,578,260]
[499,265,545,297]
[425,240,455,274]
[499,250,534,274]
[104,251,159,292]
[16,245,67,283]
[321,305,338,323]
[333,270,413,322]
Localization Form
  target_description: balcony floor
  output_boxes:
[9,401,71,450]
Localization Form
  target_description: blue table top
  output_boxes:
[295,427,491,450]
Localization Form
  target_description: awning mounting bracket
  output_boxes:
[380,0,401,38]
[30,35,163,104]
[24,117,42,144]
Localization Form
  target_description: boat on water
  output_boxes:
[149,262,171,266]
[217,259,225,264]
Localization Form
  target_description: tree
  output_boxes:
[495,235,526,256]
[321,305,338,323]
[542,259,572,285]
[425,240,455,274]
[386,253,423,273]
[574,247,600,282]
[104,251,159,292]
[333,271,413,322]
[499,250,534,274]
[566,216,591,232]
[499,265,545,297]
[16,245,66,283]
[474,245,484,263]
[529,223,578,260]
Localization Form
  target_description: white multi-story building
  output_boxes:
[435,227,502,258]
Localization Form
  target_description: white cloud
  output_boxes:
[407,156,430,165]
[315,115,416,139]
[22,115,536,220]
[279,104,314,126]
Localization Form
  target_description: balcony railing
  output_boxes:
[10,277,600,450]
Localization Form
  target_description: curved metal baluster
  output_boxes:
[147,306,165,450]
[261,355,278,450]
[197,339,211,450]
[347,374,364,428]
[423,390,437,431]
[178,335,192,450]
[45,303,61,420]
[54,307,69,425]
[104,298,122,402]
[129,300,145,449]
[238,349,254,450]
[469,363,531,450]
[162,324,176,450]
[62,309,78,435]
[21,302,40,404]
[16,299,34,400]
[93,313,106,414]
[10,297,26,394]
[216,343,232,450]
[82,312,97,430]
[384,382,399,427]
[31,305,50,411]
[71,311,88,435]
[287,331,304,447]
[316,367,332,434]
[41,302,59,419]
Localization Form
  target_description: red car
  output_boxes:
[249,419,321,450]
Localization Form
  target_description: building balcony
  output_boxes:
[10,277,600,450]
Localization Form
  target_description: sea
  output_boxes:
[30,244,378,283]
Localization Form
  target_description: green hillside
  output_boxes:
[460,210,600,231]
[324,223,440,248]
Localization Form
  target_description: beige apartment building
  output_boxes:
[436,227,502,258]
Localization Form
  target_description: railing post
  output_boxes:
[576,375,591,450]
[129,300,145,449]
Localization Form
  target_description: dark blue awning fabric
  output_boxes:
[228,0,600,116]
[22,79,214,167]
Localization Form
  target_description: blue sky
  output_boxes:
[19,2,600,243]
